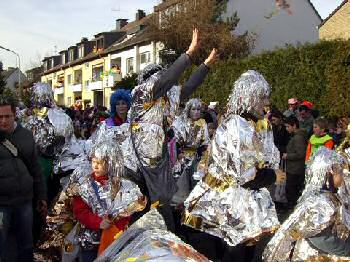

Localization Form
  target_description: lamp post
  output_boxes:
[0,45,21,89]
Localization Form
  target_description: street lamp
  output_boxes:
[0,45,21,89]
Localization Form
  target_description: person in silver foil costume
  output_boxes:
[124,28,219,231]
[70,138,146,261]
[171,98,210,205]
[21,82,74,158]
[96,208,209,262]
[263,147,350,261]
[182,70,281,261]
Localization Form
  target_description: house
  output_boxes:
[41,10,159,108]
[1,67,27,90]
[319,0,350,40]
[26,66,43,83]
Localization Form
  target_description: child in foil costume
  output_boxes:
[171,98,210,205]
[71,139,146,260]
[96,208,209,262]
[263,147,350,261]
[182,70,281,248]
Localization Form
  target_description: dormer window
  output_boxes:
[61,53,66,64]
[68,49,75,62]
[78,45,84,58]
[44,61,48,71]
[96,38,104,51]
[50,59,54,68]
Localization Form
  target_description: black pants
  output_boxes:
[286,172,304,208]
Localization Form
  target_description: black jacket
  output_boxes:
[285,129,308,175]
[0,124,47,206]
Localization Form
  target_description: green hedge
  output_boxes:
[185,40,350,117]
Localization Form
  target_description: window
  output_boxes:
[67,97,72,106]
[67,74,72,85]
[92,65,103,81]
[61,53,66,64]
[126,57,134,74]
[78,45,84,58]
[140,52,151,64]
[50,59,54,68]
[68,49,75,62]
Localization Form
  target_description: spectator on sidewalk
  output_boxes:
[270,109,290,157]
[0,94,47,262]
[283,97,299,118]
[282,116,308,208]
[305,118,334,162]
[298,105,314,137]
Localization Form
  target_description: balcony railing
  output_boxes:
[54,86,64,95]
[103,73,122,88]
[89,80,103,91]
[70,83,82,92]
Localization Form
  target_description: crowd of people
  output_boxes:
[1,28,350,262]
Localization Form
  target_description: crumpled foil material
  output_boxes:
[31,82,56,108]
[264,148,350,261]
[182,71,280,246]
[172,99,209,178]
[263,192,339,261]
[97,209,210,262]
[127,71,181,168]
[22,107,73,157]
[226,70,271,116]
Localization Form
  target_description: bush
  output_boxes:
[185,40,350,117]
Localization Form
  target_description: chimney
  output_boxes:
[116,19,128,30]
[136,10,146,21]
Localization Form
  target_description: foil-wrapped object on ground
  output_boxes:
[97,209,209,262]
[183,70,280,246]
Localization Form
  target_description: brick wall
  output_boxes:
[319,1,350,40]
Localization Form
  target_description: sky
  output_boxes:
[0,0,344,72]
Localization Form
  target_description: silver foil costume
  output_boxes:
[183,70,280,247]
[97,209,209,262]
[21,82,73,157]
[263,147,350,261]
[171,98,210,204]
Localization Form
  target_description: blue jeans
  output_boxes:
[0,201,33,262]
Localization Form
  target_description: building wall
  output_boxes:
[319,1,350,40]
[224,0,321,53]
[5,70,27,90]
[41,41,159,109]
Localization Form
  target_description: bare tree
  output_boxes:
[148,0,254,65]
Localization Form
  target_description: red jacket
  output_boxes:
[73,173,130,231]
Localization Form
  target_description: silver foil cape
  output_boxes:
[172,98,209,176]
[183,71,280,246]
[22,107,74,157]
[264,148,350,261]
[97,209,210,262]
[126,71,181,170]
[263,192,338,261]
[226,70,270,116]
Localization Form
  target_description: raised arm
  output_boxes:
[180,48,219,102]
[153,29,200,100]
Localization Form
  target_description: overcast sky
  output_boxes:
[0,0,343,71]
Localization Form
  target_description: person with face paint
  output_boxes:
[182,70,281,261]
[171,98,210,206]
[123,28,219,232]
[105,89,131,127]
[264,147,350,261]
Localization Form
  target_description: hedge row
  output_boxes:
[184,40,350,117]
